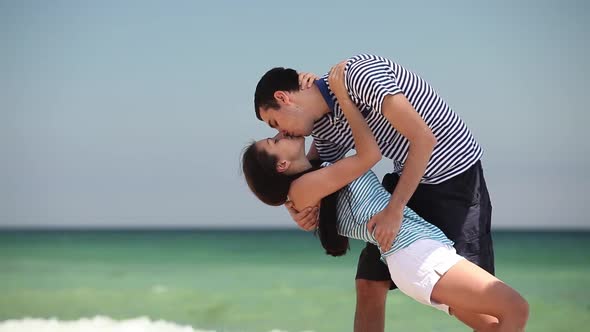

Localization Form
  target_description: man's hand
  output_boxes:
[367,207,403,251]
[285,201,319,231]
[299,72,319,90]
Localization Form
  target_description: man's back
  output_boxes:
[312,54,482,184]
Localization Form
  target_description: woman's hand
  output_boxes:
[328,61,349,100]
[299,72,319,90]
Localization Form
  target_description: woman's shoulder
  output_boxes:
[288,169,322,211]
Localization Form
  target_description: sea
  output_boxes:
[0,229,588,332]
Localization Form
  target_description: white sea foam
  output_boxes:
[0,316,316,332]
[151,284,168,294]
[0,316,212,332]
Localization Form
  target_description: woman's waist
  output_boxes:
[337,215,451,247]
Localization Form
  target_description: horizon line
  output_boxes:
[0,226,589,233]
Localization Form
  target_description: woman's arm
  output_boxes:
[330,62,381,168]
[291,62,381,207]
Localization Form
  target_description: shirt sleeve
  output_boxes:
[346,58,403,114]
[314,138,350,163]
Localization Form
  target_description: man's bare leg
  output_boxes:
[354,279,390,332]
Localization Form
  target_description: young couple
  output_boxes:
[242,55,529,331]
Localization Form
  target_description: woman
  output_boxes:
[242,63,528,331]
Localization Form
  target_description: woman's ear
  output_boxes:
[276,159,291,173]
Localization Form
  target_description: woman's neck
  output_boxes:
[287,158,313,175]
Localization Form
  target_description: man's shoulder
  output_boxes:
[345,54,396,80]
[348,54,394,66]
[318,54,390,77]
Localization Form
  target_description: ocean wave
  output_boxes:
[0,316,316,332]
[0,316,213,332]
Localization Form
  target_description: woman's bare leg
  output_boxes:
[450,307,499,331]
[431,259,529,332]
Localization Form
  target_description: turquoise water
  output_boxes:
[0,230,589,331]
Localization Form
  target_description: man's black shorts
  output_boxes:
[355,160,495,290]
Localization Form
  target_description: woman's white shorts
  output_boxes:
[385,239,465,314]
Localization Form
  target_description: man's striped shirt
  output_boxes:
[313,54,482,184]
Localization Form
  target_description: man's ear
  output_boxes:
[276,159,291,173]
[273,91,291,106]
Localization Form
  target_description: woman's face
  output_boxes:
[255,133,306,170]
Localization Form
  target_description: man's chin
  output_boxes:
[302,128,314,137]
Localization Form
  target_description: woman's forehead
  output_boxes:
[255,139,269,150]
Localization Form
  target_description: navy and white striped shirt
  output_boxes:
[313,54,482,184]
[322,162,453,257]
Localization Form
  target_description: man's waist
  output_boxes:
[393,153,482,185]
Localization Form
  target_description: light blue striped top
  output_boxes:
[322,162,453,258]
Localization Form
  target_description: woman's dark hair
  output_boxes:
[242,142,349,256]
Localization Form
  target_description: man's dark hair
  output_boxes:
[254,67,300,121]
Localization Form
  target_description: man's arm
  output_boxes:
[381,93,437,213]
[345,57,436,250]
[364,94,436,250]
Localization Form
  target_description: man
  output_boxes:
[253,54,495,331]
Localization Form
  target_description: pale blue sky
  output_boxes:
[1,0,588,229]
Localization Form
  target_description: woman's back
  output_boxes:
[322,162,453,257]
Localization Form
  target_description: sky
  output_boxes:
[1,0,589,229]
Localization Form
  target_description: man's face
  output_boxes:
[258,103,315,137]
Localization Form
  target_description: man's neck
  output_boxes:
[307,84,331,121]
